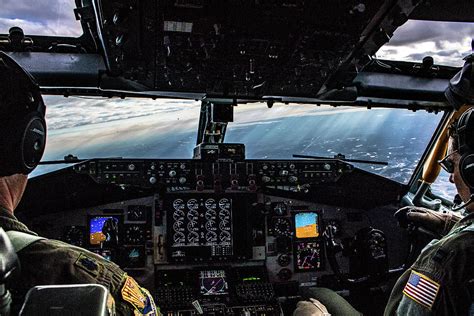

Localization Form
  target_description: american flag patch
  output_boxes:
[403,270,440,309]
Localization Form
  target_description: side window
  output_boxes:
[431,169,456,202]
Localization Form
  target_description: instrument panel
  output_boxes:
[20,158,406,315]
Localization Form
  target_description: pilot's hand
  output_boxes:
[394,206,462,236]
[293,298,331,316]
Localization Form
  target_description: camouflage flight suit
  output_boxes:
[0,207,159,316]
[384,212,474,316]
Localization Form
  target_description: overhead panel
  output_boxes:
[91,0,420,99]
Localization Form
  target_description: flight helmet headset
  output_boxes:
[455,108,474,191]
[0,51,46,176]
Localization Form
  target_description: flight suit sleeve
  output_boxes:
[14,239,160,316]
[386,231,474,316]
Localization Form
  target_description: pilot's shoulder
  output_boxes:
[19,238,126,288]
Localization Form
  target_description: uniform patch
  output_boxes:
[403,270,440,309]
[121,276,159,315]
[75,253,100,276]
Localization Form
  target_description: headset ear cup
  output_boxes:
[19,112,47,174]
[459,153,474,190]
[0,113,46,176]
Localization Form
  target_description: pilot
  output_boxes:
[294,107,474,316]
[0,52,159,315]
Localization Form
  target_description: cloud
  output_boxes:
[0,0,82,36]
[376,20,474,67]
[43,96,201,130]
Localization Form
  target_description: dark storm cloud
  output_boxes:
[388,20,474,47]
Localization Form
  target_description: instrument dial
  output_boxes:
[64,226,85,247]
[205,209,216,220]
[187,199,199,210]
[205,199,217,210]
[273,202,288,216]
[173,232,185,243]
[187,209,199,221]
[173,210,185,221]
[187,232,199,244]
[206,231,218,243]
[173,199,185,211]
[127,205,147,221]
[220,231,231,242]
[273,217,292,237]
[218,198,231,210]
[124,225,145,244]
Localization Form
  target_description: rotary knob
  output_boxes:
[169,170,177,177]
[149,176,157,184]
[277,254,291,267]
[324,163,331,171]
[128,163,136,171]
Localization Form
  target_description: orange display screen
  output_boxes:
[295,212,319,239]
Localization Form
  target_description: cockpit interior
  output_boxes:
[1,0,474,315]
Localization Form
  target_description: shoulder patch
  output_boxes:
[121,276,159,315]
[75,253,101,276]
[403,270,440,310]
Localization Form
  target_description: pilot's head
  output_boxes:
[444,108,474,211]
[0,52,46,177]
[0,52,47,212]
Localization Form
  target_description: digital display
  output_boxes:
[295,212,319,239]
[199,270,228,296]
[123,246,146,269]
[168,196,233,259]
[295,241,322,271]
[89,216,120,245]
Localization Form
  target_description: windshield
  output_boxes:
[33,96,443,184]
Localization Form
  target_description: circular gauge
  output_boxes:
[205,220,216,231]
[205,231,217,242]
[173,210,185,220]
[277,268,292,281]
[173,221,184,232]
[124,225,145,244]
[205,199,217,210]
[187,209,199,221]
[296,243,321,270]
[220,231,231,242]
[127,206,146,221]
[64,226,85,247]
[219,220,230,231]
[277,254,291,267]
[173,232,185,243]
[274,202,288,216]
[187,221,198,232]
[205,209,216,220]
[173,199,185,210]
[188,232,199,244]
[219,209,230,220]
[200,270,228,296]
[218,198,231,210]
[273,217,292,237]
[187,199,199,210]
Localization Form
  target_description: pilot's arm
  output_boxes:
[384,217,474,315]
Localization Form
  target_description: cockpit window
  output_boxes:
[33,96,443,186]
[376,20,474,67]
[0,0,82,37]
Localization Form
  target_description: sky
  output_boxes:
[0,1,472,66]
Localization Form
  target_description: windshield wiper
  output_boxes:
[293,153,388,166]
